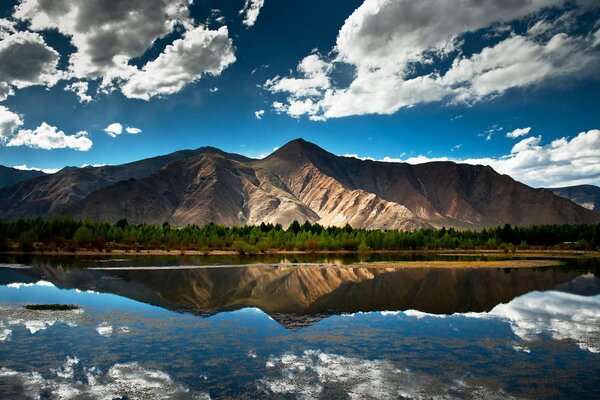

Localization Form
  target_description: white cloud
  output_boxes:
[0,18,16,40]
[14,0,193,82]
[0,30,62,89]
[121,26,236,100]
[12,164,59,174]
[0,105,23,142]
[264,54,332,119]
[240,0,265,27]
[7,122,92,151]
[266,0,600,120]
[510,135,541,153]
[348,129,600,187]
[0,81,13,101]
[13,1,236,100]
[104,123,141,136]
[125,126,142,134]
[506,127,532,138]
[255,109,265,119]
[104,122,123,137]
[65,81,92,103]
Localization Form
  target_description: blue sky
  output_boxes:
[0,0,599,187]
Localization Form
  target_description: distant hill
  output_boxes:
[0,165,46,189]
[1,139,598,229]
[548,185,600,212]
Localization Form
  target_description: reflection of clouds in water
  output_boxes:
[260,350,515,400]
[0,305,83,336]
[0,264,29,269]
[0,324,11,341]
[96,323,130,337]
[398,290,600,353]
[484,291,600,353]
[6,280,55,289]
[96,322,113,337]
[0,357,210,399]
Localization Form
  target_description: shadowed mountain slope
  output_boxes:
[549,185,600,212]
[1,139,598,229]
[0,165,46,189]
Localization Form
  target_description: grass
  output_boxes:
[24,304,80,311]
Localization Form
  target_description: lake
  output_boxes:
[0,254,599,399]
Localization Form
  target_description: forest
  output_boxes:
[1,217,599,253]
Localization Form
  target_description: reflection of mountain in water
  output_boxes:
[7,263,586,329]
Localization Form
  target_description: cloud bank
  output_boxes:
[266,0,600,120]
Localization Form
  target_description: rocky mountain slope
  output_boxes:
[1,139,598,229]
[548,185,600,212]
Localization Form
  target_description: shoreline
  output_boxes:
[82,259,566,270]
[0,248,598,260]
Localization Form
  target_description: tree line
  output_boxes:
[0,217,599,253]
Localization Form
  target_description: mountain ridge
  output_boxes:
[1,139,598,229]
[0,165,46,189]
[548,185,600,212]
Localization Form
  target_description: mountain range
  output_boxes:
[0,139,598,229]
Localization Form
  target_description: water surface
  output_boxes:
[0,255,599,399]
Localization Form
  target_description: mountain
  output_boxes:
[0,165,46,189]
[548,185,600,212]
[0,147,250,220]
[1,139,598,229]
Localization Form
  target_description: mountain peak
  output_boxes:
[268,138,332,160]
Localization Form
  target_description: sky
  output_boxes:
[0,0,599,188]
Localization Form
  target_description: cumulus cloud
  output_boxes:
[121,26,236,100]
[65,81,92,103]
[266,0,600,120]
[240,0,265,27]
[14,0,193,82]
[104,122,123,137]
[255,109,265,119]
[344,129,600,187]
[7,122,92,151]
[0,105,23,142]
[13,0,236,99]
[0,31,62,90]
[506,127,532,138]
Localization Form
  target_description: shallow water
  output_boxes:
[0,255,599,399]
